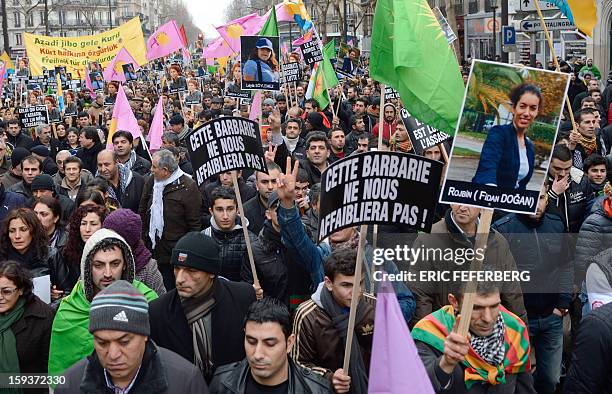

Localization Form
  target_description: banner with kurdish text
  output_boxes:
[24,17,147,76]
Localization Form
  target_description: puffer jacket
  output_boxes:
[574,196,612,285]
[201,216,255,282]
[0,183,28,222]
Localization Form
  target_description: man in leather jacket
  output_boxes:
[209,297,330,393]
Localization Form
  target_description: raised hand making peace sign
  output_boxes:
[277,157,300,208]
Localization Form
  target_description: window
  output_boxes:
[13,12,21,28]
[468,0,478,14]
[16,33,23,46]
[454,0,464,14]
[40,11,44,25]
[26,13,34,27]
[59,10,66,25]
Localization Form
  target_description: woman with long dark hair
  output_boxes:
[0,261,54,390]
[243,38,280,83]
[33,196,67,250]
[0,208,69,300]
[61,205,106,274]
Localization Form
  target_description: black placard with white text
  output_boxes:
[300,40,323,65]
[281,62,301,83]
[317,152,443,242]
[186,117,268,186]
[400,108,452,155]
[18,106,49,128]
[384,87,400,100]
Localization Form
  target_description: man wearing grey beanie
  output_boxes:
[57,280,209,393]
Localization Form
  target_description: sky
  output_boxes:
[183,0,227,40]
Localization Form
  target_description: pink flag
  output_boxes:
[0,63,5,93]
[215,13,266,53]
[292,30,313,46]
[146,20,184,61]
[148,95,165,151]
[103,47,140,83]
[106,84,141,150]
[368,280,435,394]
[84,68,96,99]
[249,91,262,122]
[202,37,234,59]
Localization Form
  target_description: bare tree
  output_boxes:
[166,0,200,43]
[1,0,10,54]
[311,0,332,41]
[224,0,251,21]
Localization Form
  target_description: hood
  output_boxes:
[80,228,136,301]
[383,103,397,120]
[311,281,325,308]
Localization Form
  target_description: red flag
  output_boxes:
[179,25,188,47]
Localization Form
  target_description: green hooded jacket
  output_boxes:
[48,229,159,377]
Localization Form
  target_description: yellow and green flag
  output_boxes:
[370,0,464,135]
[548,0,597,37]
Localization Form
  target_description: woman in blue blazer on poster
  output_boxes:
[473,83,541,190]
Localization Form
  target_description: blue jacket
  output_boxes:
[473,124,535,190]
[0,184,28,222]
[277,203,416,323]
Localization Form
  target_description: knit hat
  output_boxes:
[89,280,150,336]
[31,174,55,191]
[169,114,184,125]
[263,98,275,106]
[11,147,30,169]
[30,145,50,158]
[171,232,221,274]
[103,209,151,272]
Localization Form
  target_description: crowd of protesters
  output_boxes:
[0,45,611,394]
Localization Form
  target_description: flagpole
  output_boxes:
[370,84,386,293]
[232,171,260,288]
[532,0,578,135]
[456,209,493,337]
[342,224,368,373]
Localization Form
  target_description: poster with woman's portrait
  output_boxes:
[440,60,571,214]
[122,63,138,82]
[90,72,105,91]
[225,61,250,99]
[240,35,281,91]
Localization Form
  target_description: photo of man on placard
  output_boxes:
[440,60,570,214]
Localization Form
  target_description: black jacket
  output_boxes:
[299,159,326,186]
[6,131,34,150]
[564,302,612,393]
[210,358,330,394]
[107,171,145,214]
[76,143,104,175]
[12,295,55,394]
[546,168,594,234]
[493,213,572,317]
[148,279,256,381]
[128,154,152,177]
[2,246,71,291]
[31,137,61,160]
[575,196,612,285]
[202,217,256,282]
[57,341,209,394]
[242,194,267,235]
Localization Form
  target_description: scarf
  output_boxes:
[330,230,360,251]
[412,305,530,389]
[284,136,299,153]
[0,297,26,382]
[104,163,133,203]
[604,198,612,218]
[320,286,368,394]
[578,134,597,155]
[177,125,191,141]
[181,284,216,380]
[125,150,138,171]
[148,168,185,249]
[469,314,506,366]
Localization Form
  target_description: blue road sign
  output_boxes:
[503,26,516,45]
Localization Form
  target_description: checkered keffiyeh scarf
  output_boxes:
[469,314,506,366]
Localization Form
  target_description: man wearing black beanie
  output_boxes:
[148,232,256,383]
[0,147,29,189]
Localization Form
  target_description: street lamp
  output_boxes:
[490,0,500,59]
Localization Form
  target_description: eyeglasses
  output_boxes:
[0,287,18,298]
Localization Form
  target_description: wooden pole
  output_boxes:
[232,171,260,287]
[342,224,368,373]
[533,0,577,134]
[370,85,386,292]
[455,209,493,337]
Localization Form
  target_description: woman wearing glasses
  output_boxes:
[0,260,54,388]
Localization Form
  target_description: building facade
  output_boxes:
[2,0,170,57]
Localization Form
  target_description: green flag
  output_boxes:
[322,39,340,87]
[370,0,464,135]
[259,7,279,36]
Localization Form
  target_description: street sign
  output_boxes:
[502,26,516,45]
[503,45,517,53]
[519,0,558,12]
[520,18,576,32]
